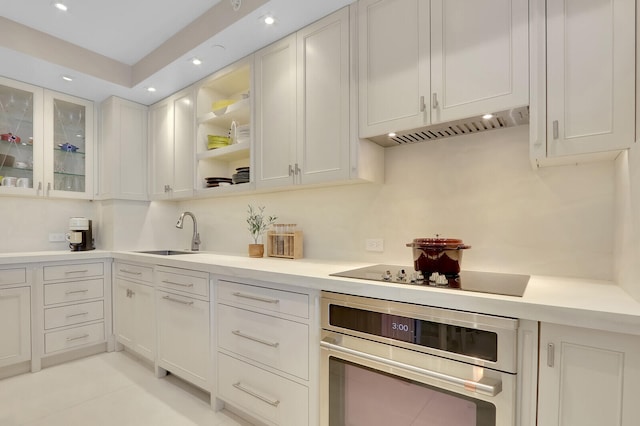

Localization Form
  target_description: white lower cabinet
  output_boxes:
[155,266,210,391]
[114,276,155,361]
[0,285,31,368]
[538,323,640,425]
[214,278,317,426]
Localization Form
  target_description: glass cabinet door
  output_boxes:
[0,77,43,195]
[44,90,94,198]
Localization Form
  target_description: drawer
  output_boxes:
[218,353,308,426]
[44,262,104,281]
[217,280,309,319]
[44,300,104,330]
[218,304,308,380]
[44,322,105,354]
[115,262,153,283]
[0,268,27,286]
[156,266,208,298]
[44,279,104,305]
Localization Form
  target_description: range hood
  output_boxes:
[367,106,530,147]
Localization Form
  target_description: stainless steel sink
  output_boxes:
[135,250,196,256]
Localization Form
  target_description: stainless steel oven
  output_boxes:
[320,292,519,426]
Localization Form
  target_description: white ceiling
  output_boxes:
[0,0,354,105]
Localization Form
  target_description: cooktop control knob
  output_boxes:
[415,271,425,281]
[435,274,449,286]
[396,269,407,281]
[429,272,439,282]
[382,270,392,281]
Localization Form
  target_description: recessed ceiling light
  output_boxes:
[388,132,397,138]
[482,113,493,120]
[264,15,275,25]
[61,75,73,82]
[146,87,156,93]
[191,58,202,66]
[53,2,68,12]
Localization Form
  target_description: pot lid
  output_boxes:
[406,237,470,249]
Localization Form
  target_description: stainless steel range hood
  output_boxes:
[366,106,530,147]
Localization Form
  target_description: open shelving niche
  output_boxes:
[195,57,253,196]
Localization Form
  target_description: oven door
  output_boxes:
[320,331,516,426]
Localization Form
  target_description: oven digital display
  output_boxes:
[329,304,498,361]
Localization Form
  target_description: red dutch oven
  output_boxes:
[406,237,471,276]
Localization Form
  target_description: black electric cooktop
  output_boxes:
[330,265,529,297]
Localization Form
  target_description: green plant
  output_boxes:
[246,205,277,244]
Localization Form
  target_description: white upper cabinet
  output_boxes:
[358,0,529,139]
[531,0,635,166]
[256,7,379,190]
[255,34,298,189]
[99,96,148,201]
[148,88,195,200]
[358,0,430,138]
[430,0,529,123]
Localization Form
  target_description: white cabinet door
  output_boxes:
[0,286,30,368]
[430,0,528,123]
[156,290,209,390]
[296,6,350,185]
[43,90,95,199]
[99,96,148,200]
[148,89,195,200]
[545,0,635,158]
[172,90,195,199]
[358,0,430,138]
[538,323,640,426]
[254,34,297,189]
[114,278,154,361]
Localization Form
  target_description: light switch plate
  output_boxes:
[49,233,66,242]
[365,238,384,252]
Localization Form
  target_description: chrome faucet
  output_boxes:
[176,212,201,251]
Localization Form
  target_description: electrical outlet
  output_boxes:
[365,238,384,252]
[49,233,66,242]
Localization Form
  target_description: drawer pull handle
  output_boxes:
[162,279,194,288]
[66,312,89,319]
[65,269,89,274]
[232,382,280,407]
[65,289,89,295]
[120,269,142,275]
[232,292,280,304]
[162,295,194,306]
[232,330,280,348]
[66,333,90,342]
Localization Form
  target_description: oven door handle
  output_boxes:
[321,339,502,397]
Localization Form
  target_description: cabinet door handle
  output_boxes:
[37,181,42,196]
[232,330,280,348]
[232,292,280,304]
[162,295,194,306]
[547,343,555,367]
[432,93,439,109]
[66,311,89,319]
[420,95,426,112]
[65,289,89,295]
[66,333,90,342]
[161,279,194,288]
[120,269,142,275]
[553,120,559,139]
[294,163,301,175]
[232,382,280,407]
[288,164,294,176]
[46,182,51,196]
[65,269,89,274]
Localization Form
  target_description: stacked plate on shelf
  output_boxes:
[204,177,233,188]
[232,167,250,184]
[235,124,250,144]
[207,135,231,150]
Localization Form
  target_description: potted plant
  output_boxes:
[246,205,277,257]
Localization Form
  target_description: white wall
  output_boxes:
[175,125,615,280]
[0,197,97,252]
[0,125,617,281]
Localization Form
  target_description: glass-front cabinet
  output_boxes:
[0,77,43,196]
[44,90,94,198]
[0,75,94,199]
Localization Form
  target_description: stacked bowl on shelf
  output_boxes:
[232,167,250,184]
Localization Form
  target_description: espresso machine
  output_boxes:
[66,217,95,251]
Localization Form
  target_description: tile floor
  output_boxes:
[0,351,252,426]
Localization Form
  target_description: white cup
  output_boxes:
[16,177,30,188]
[65,232,83,244]
[1,176,17,187]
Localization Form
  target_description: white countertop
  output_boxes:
[2,250,640,335]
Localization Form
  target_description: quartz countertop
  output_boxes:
[2,250,639,336]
